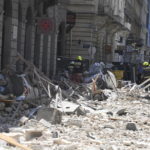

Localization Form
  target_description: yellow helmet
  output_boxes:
[76,56,83,61]
[143,62,149,66]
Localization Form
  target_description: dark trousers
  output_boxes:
[71,73,83,83]
[137,73,142,84]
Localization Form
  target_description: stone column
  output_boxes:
[0,0,3,70]
[34,29,41,68]
[42,35,48,74]
[39,34,43,71]
[10,0,18,68]
[47,35,51,76]
[49,31,57,77]
[31,24,35,64]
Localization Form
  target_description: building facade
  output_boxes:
[0,0,68,77]
[64,0,99,60]
[145,0,150,61]
[64,0,131,63]
[64,0,149,64]
[0,0,149,77]
[124,0,148,63]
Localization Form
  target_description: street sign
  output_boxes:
[37,18,54,34]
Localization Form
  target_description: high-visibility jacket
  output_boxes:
[143,66,150,79]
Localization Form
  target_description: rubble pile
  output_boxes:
[0,87,150,150]
[0,56,150,150]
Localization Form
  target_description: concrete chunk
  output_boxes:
[39,119,51,128]
[57,101,79,114]
[19,116,29,125]
[36,107,62,124]
[126,123,137,131]
[0,103,5,111]
[117,109,127,116]
[25,130,42,141]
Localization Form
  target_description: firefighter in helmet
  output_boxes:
[142,61,150,81]
[69,56,84,83]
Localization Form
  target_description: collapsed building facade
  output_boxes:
[1,1,150,149]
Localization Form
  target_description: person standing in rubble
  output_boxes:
[69,56,84,83]
[137,63,143,84]
[142,61,150,81]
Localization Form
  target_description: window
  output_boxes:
[43,0,58,14]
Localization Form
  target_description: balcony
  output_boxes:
[98,0,125,26]
[67,0,98,14]
[98,0,125,18]
[98,0,113,17]
[137,0,143,6]
[58,0,70,5]
[68,0,96,6]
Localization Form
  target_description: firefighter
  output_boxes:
[142,61,150,81]
[143,62,149,67]
[137,63,143,84]
[70,56,84,83]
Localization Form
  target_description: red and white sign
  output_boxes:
[37,18,54,33]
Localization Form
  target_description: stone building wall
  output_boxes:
[65,0,98,60]
[65,0,129,63]
[125,0,148,62]
[0,0,3,70]
[0,0,67,77]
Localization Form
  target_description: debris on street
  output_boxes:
[0,56,150,150]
